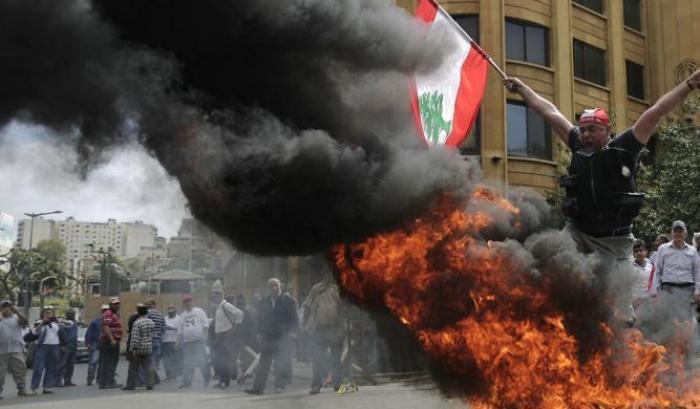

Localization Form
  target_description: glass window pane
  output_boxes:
[506,22,525,61]
[459,114,480,155]
[507,103,528,156]
[525,26,547,66]
[527,108,550,159]
[587,45,606,86]
[574,0,603,14]
[623,0,642,31]
[626,60,645,99]
[454,15,479,42]
[573,40,584,79]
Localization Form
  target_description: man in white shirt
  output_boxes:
[178,294,209,388]
[30,307,61,394]
[162,305,182,381]
[0,301,34,397]
[209,280,243,388]
[652,220,700,321]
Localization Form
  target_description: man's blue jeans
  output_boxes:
[87,345,100,384]
[31,344,59,390]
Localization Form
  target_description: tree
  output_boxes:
[634,95,700,246]
[34,239,68,307]
[0,238,74,307]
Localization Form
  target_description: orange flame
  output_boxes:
[332,187,700,408]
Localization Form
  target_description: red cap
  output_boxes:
[578,108,610,127]
[182,294,193,302]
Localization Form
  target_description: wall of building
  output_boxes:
[124,222,157,258]
[16,218,55,249]
[397,0,670,193]
[647,0,700,122]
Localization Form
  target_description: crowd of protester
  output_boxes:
[0,272,348,398]
[3,220,700,399]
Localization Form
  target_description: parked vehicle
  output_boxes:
[76,326,89,363]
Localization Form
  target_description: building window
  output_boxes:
[623,0,642,31]
[453,14,481,156]
[507,101,551,160]
[626,60,645,100]
[506,20,549,66]
[573,39,606,86]
[460,116,481,155]
[573,0,604,14]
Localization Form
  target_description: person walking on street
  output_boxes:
[234,294,258,383]
[210,280,244,388]
[178,294,209,389]
[122,303,156,391]
[651,221,700,322]
[162,305,182,381]
[98,297,123,389]
[303,273,345,395]
[56,309,78,387]
[85,305,108,386]
[245,278,298,395]
[30,307,60,394]
[145,299,165,384]
[0,300,34,398]
[503,68,700,266]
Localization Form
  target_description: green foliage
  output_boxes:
[0,238,75,304]
[545,141,572,229]
[68,297,84,309]
[634,95,700,245]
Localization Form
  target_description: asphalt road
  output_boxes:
[0,358,466,409]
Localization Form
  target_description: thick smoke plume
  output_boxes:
[1,0,470,255]
[7,1,696,405]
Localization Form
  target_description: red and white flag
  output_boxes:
[410,0,488,148]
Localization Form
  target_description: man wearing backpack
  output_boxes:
[56,309,79,387]
[209,280,243,388]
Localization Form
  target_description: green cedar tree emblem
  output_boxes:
[419,91,452,144]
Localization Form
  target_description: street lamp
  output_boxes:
[22,210,62,317]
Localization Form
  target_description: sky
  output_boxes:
[0,121,189,241]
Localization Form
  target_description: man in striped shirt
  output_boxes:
[146,299,165,384]
[123,303,155,391]
[99,297,123,389]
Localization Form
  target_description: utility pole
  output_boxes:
[22,210,62,317]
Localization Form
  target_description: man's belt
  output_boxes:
[661,282,694,288]
[580,226,632,238]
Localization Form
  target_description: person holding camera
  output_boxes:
[30,307,60,394]
[0,300,33,398]
[503,69,700,264]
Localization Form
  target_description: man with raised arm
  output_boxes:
[504,69,700,261]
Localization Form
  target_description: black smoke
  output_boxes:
[0,0,470,254]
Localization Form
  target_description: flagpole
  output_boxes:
[431,1,508,80]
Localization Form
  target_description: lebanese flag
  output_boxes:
[410,0,488,148]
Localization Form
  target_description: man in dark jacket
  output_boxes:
[245,278,298,395]
[56,310,79,387]
[85,305,108,385]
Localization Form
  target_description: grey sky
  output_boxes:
[0,121,188,239]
